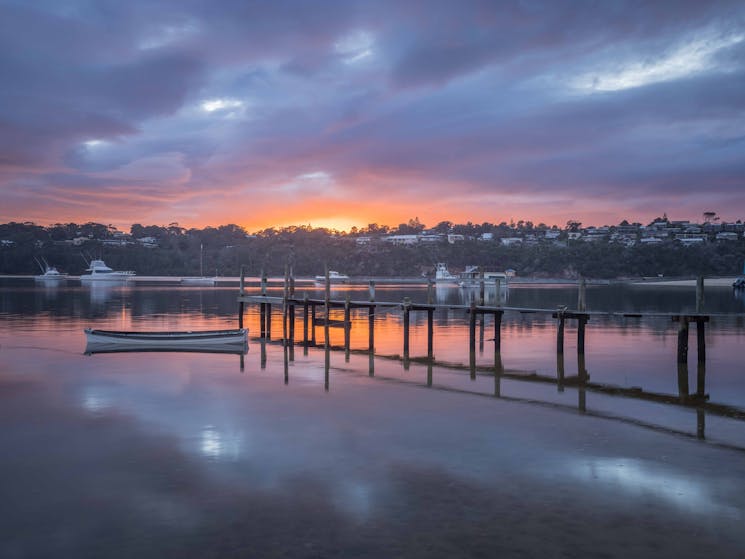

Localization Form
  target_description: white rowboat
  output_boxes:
[84,328,248,354]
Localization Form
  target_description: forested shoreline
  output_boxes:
[1,221,744,279]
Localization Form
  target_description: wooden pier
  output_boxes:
[237,268,745,433]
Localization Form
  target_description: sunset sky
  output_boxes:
[1,0,744,232]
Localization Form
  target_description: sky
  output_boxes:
[1,0,744,232]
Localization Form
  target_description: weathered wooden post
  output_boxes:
[282,264,288,347]
[288,266,295,348]
[577,277,587,312]
[469,302,476,379]
[239,352,244,373]
[324,266,330,349]
[696,361,706,399]
[696,320,706,363]
[427,279,434,305]
[577,316,588,356]
[556,309,566,355]
[259,302,266,338]
[495,278,502,304]
[427,308,434,359]
[302,292,309,349]
[677,362,690,402]
[368,306,375,354]
[261,268,267,295]
[676,317,689,364]
[368,280,376,302]
[239,264,245,295]
[494,351,503,398]
[283,344,289,385]
[556,351,565,392]
[311,303,317,346]
[260,338,267,370]
[479,270,485,306]
[403,297,411,369]
[493,310,503,354]
[696,276,704,313]
[238,265,245,329]
[265,300,272,340]
[344,293,351,362]
[478,312,485,353]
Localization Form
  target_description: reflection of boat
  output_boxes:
[314,271,350,284]
[34,257,68,282]
[434,263,458,285]
[181,244,217,286]
[458,266,508,288]
[84,328,248,354]
[80,259,135,282]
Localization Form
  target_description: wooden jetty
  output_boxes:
[237,267,745,436]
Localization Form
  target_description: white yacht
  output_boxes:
[80,259,135,282]
[314,271,350,284]
[434,263,458,284]
[181,244,217,286]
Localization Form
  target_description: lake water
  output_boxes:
[1,279,744,558]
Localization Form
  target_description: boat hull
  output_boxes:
[84,328,248,354]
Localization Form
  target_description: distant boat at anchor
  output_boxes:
[80,259,135,282]
[181,243,217,286]
[434,263,458,284]
[34,257,68,282]
[314,271,350,284]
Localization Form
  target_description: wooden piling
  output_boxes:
[344,294,351,362]
[696,276,704,313]
[677,362,690,402]
[696,319,706,363]
[368,306,375,353]
[578,277,586,311]
[259,303,266,338]
[556,312,565,355]
[479,270,485,306]
[265,303,272,339]
[239,265,245,295]
[469,302,476,379]
[696,361,706,399]
[578,354,587,413]
[260,338,266,369]
[311,304,317,346]
[403,297,411,368]
[493,311,503,353]
[369,280,376,302]
[427,279,434,305]
[238,301,244,329]
[494,351,503,397]
[427,308,434,359]
[478,313,485,353]
[577,315,587,355]
[556,351,565,392]
[303,293,309,347]
[260,269,267,295]
[676,317,689,364]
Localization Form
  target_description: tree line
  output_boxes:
[1,220,744,279]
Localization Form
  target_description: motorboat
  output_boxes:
[84,328,248,354]
[80,259,135,282]
[434,263,458,284]
[34,257,68,282]
[314,270,350,284]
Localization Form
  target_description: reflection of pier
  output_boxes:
[237,269,745,446]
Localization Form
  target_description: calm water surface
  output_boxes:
[1,280,744,558]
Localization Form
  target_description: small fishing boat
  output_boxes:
[434,263,458,285]
[84,328,248,354]
[34,257,68,282]
[314,270,350,284]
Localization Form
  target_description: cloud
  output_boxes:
[1,0,744,229]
